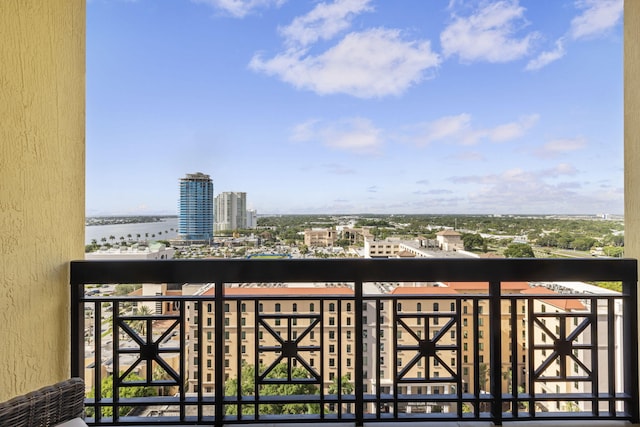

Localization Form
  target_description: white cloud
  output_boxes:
[411,114,472,146]
[324,163,356,175]
[290,117,383,154]
[487,114,539,142]
[410,113,537,146]
[570,0,622,40]
[441,0,539,63]
[525,38,566,71]
[290,119,321,142]
[534,137,587,158]
[279,0,373,47]
[447,163,617,214]
[191,0,285,18]
[251,28,441,98]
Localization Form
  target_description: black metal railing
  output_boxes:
[70,258,639,426]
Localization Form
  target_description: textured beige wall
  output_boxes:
[626,2,640,261]
[0,1,85,400]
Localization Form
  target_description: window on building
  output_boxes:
[275,303,281,312]
[347,358,351,367]
[329,344,335,353]
[225,345,229,353]
[346,330,352,339]
[207,331,212,340]
[346,344,351,353]
[225,331,229,340]
[310,331,315,340]
[259,303,263,312]
[241,345,246,354]
[310,358,314,366]
[207,303,212,313]
[241,303,246,312]
[292,318,297,326]
[292,303,297,312]
[224,359,229,368]
[241,317,246,326]
[450,302,455,311]
[275,319,281,326]
[397,303,402,311]
[329,358,335,367]
[329,317,335,325]
[346,303,351,311]
[206,317,211,326]
[329,303,336,312]
[207,359,212,368]
[310,303,315,312]
[329,331,335,339]
[346,317,351,325]
[292,330,297,339]
[417,303,422,312]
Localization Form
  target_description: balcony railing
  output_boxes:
[71,258,639,426]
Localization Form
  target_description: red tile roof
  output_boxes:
[202,287,354,296]
[443,281,531,291]
[391,286,458,295]
[520,287,586,310]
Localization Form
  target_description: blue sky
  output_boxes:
[86,0,623,216]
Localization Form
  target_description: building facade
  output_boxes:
[215,192,247,232]
[178,172,214,242]
[304,228,337,247]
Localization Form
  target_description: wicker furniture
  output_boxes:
[0,378,85,427]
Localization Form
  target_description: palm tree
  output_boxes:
[130,305,153,337]
[127,233,132,241]
[109,235,116,243]
[136,233,141,241]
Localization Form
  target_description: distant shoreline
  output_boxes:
[86,215,178,227]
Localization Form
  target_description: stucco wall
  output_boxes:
[0,1,85,400]
[626,2,640,261]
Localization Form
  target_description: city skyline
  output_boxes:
[87,0,623,216]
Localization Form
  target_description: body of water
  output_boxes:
[85,217,179,245]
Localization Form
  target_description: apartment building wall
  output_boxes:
[215,192,247,232]
[304,229,337,247]
[186,286,356,396]
[0,0,85,401]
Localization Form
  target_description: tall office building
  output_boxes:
[178,172,214,242]
[214,192,247,232]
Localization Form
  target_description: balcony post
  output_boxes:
[354,280,364,426]
[70,280,84,379]
[215,282,225,427]
[489,280,503,424]
[623,279,639,422]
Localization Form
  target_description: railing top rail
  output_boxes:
[70,258,637,285]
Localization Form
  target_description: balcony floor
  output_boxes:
[138,422,638,427]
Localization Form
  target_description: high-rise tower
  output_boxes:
[214,192,247,232]
[178,172,214,242]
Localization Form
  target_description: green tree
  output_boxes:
[462,233,485,251]
[224,363,320,415]
[86,373,157,417]
[504,243,535,258]
[328,374,354,413]
[115,284,142,296]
